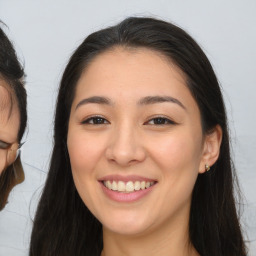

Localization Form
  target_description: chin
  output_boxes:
[104,222,150,236]
[99,210,153,236]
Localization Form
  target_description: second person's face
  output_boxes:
[67,47,207,237]
[0,83,20,173]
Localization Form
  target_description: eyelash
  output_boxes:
[81,116,176,126]
[0,140,11,150]
[145,116,176,126]
[81,116,109,125]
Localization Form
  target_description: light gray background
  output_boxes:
[0,0,255,255]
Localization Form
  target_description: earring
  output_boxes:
[205,164,210,172]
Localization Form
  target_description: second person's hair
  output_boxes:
[0,24,27,210]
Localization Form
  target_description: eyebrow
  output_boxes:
[138,96,186,110]
[75,96,112,110]
[75,95,186,110]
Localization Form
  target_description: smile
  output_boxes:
[99,175,157,202]
[103,180,155,193]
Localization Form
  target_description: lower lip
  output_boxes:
[100,182,155,202]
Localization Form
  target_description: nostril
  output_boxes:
[105,144,146,166]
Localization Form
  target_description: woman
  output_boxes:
[30,17,246,256]
[0,25,27,210]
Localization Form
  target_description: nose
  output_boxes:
[105,124,146,167]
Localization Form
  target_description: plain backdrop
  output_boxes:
[0,0,255,255]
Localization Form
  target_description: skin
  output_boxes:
[67,47,222,256]
[0,82,20,173]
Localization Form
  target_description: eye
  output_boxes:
[145,117,176,125]
[81,116,109,125]
[0,140,11,150]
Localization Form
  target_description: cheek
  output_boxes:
[148,133,202,214]
[67,130,106,177]
[147,130,203,203]
[150,133,202,171]
[67,131,104,210]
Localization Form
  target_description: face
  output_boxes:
[0,82,20,174]
[67,48,211,237]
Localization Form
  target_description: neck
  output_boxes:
[101,211,199,256]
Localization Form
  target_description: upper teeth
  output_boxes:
[103,180,155,192]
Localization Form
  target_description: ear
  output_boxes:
[199,125,222,173]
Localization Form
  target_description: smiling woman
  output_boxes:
[30,17,247,256]
[0,24,27,210]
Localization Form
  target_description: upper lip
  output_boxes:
[98,174,157,183]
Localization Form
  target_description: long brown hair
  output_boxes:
[30,17,246,256]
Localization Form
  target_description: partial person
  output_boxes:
[30,17,246,256]
[0,24,27,210]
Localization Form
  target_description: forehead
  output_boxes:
[85,47,185,82]
[0,81,12,113]
[0,81,20,141]
[74,47,196,108]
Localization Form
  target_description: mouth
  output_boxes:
[102,180,156,193]
[99,175,157,202]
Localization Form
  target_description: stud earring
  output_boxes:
[205,164,210,172]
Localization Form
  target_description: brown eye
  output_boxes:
[146,117,175,125]
[0,140,11,150]
[82,116,109,125]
